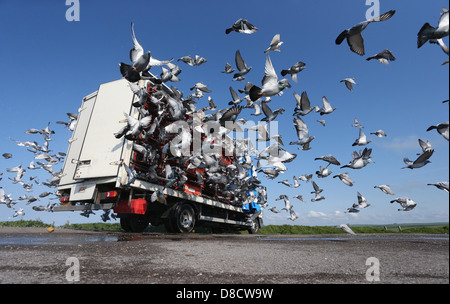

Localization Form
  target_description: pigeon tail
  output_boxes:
[225,28,233,35]
[335,30,348,45]
[417,23,435,48]
[249,85,262,101]
[280,70,289,77]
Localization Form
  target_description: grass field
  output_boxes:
[0,220,448,234]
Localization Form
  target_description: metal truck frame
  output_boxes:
[55,78,264,233]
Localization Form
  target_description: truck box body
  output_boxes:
[55,78,265,233]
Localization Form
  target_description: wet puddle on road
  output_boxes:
[0,234,119,245]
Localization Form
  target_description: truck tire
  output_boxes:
[120,215,132,232]
[174,204,196,233]
[129,214,149,233]
[248,218,260,234]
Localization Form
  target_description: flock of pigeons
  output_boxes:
[1,8,449,231]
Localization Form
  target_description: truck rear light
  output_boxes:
[59,196,70,203]
[100,191,118,200]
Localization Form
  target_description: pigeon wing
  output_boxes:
[130,23,144,63]
[235,50,247,72]
[347,33,365,55]
[261,55,278,88]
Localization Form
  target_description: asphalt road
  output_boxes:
[0,227,448,284]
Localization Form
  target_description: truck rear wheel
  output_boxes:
[120,215,132,232]
[129,214,149,233]
[174,204,196,233]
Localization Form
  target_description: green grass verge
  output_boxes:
[0,220,448,234]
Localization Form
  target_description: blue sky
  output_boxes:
[0,0,448,226]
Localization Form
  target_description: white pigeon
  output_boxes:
[317,96,336,115]
[370,130,387,137]
[352,128,372,146]
[427,181,449,193]
[374,185,394,195]
[390,197,417,211]
[264,34,283,53]
[336,224,356,235]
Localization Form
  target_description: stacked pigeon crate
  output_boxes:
[128,81,237,205]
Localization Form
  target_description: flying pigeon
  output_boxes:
[390,197,417,211]
[314,154,341,166]
[374,185,394,195]
[336,224,356,235]
[249,55,291,101]
[427,181,449,193]
[340,78,357,91]
[333,172,354,186]
[281,61,306,82]
[417,8,449,49]
[289,117,315,149]
[426,121,449,141]
[402,150,434,169]
[225,19,258,34]
[370,130,387,137]
[352,128,372,146]
[264,34,283,53]
[316,96,336,115]
[335,10,396,55]
[232,50,252,81]
[366,49,396,64]
[293,91,315,116]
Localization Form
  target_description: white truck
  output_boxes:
[55,78,265,233]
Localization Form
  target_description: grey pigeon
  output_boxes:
[426,121,449,141]
[390,197,417,211]
[340,78,357,91]
[249,55,291,101]
[233,50,252,79]
[417,8,449,48]
[402,150,434,169]
[366,49,396,64]
[374,185,394,195]
[317,96,336,115]
[293,91,315,116]
[333,172,354,187]
[314,154,341,166]
[281,61,306,83]
[226,19,258,34]
[335,10,396,55]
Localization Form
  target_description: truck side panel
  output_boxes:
[58,91,98,188]
[73,79,135,180]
